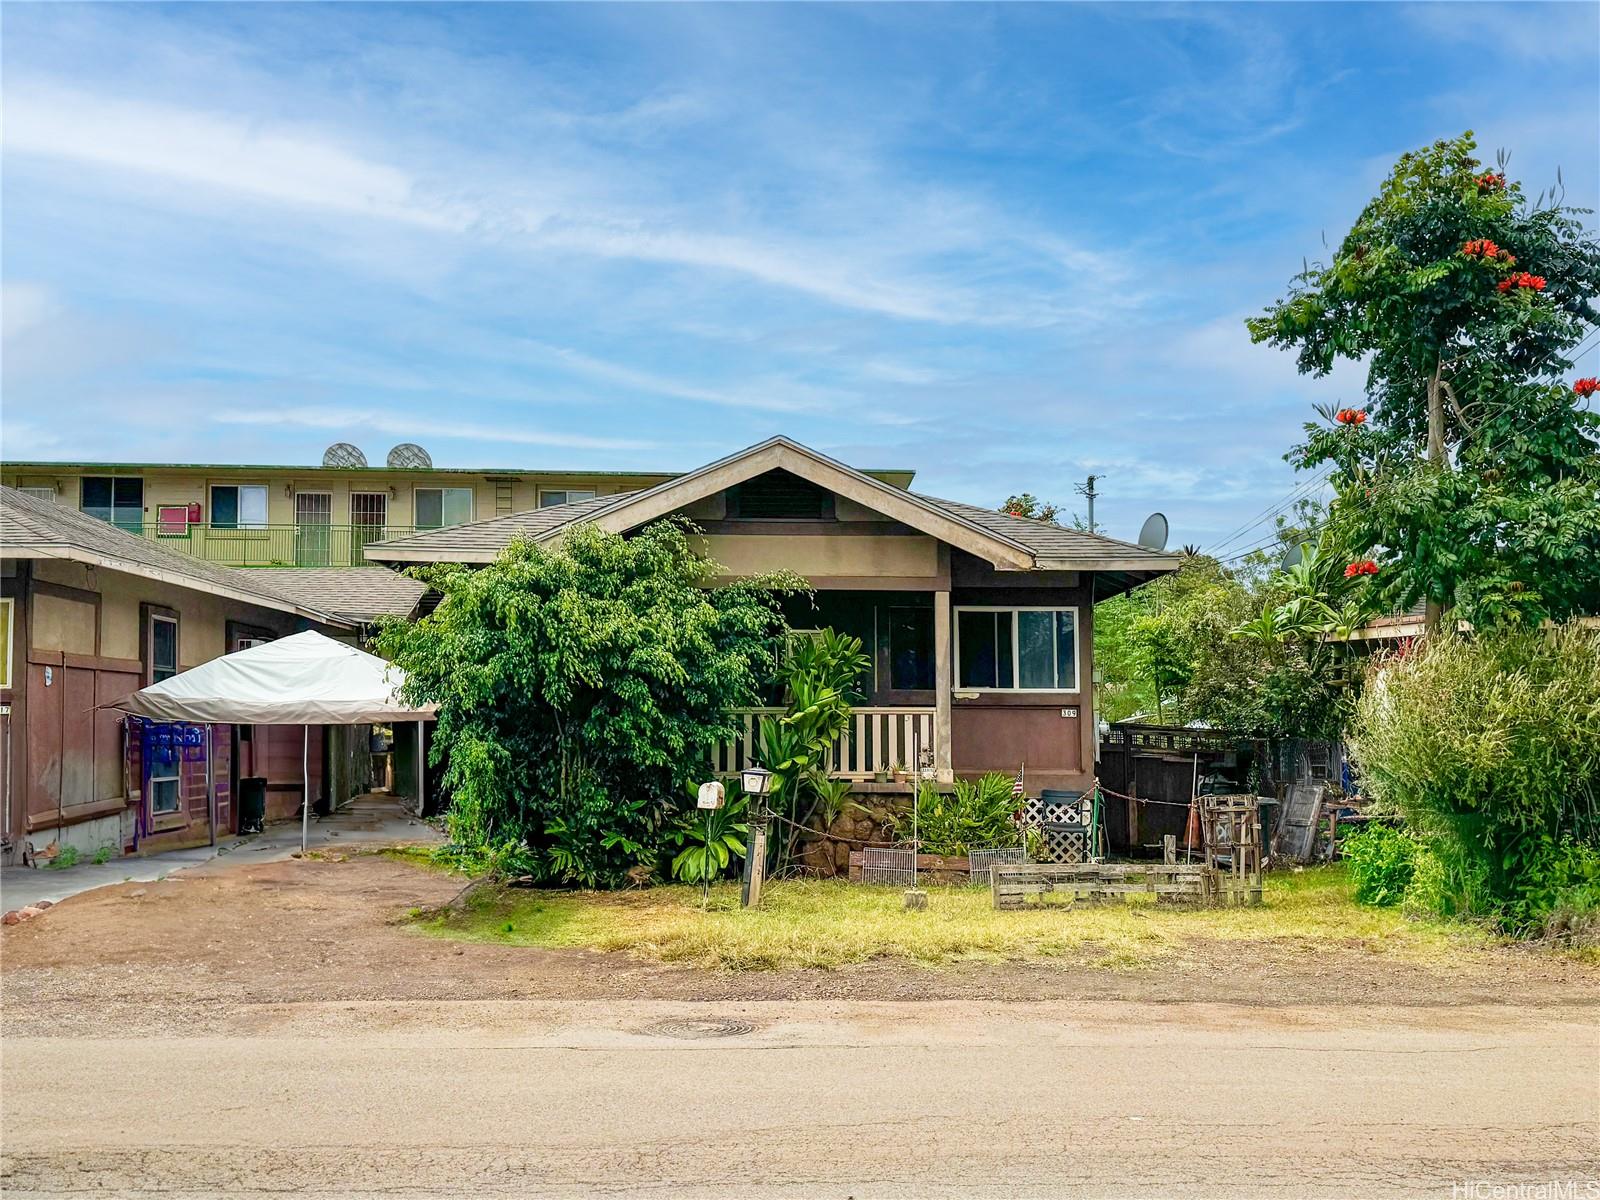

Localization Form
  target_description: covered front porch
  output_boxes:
[709,563,1099,794]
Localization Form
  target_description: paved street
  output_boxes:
[4,998,1596,1198]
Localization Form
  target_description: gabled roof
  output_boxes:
[366,436,1181,577]
[0,487,356,627]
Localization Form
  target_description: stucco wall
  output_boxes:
[701,533,939,580]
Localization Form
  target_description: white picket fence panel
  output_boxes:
[710,707,936,781]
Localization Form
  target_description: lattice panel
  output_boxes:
[1017,795,1094,864]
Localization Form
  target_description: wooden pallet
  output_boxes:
[991,862,1217,910]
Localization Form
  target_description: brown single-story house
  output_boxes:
[368,437,1179,794]
[0,488,427,864]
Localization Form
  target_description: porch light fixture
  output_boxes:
[740,766,773,798]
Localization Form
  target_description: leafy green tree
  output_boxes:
[999,493,1061,523]
[1248,133,1600,627]
[376,520,800,887]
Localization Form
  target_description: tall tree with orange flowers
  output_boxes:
[1249,134,1600,627]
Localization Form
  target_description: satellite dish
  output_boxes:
[322,442,368,469]
[1136,512,1169,552]
[1280,543,1306,571]
[386,443,433,469]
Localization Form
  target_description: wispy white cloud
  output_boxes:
[211,407,653,450]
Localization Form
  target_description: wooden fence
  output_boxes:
[711,707,935,781]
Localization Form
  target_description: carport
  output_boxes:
[114,631,436,851]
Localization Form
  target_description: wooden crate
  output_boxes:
[991,862,1218,910]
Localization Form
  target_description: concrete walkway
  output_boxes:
[0,794,439,909]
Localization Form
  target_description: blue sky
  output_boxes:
[3,2,1597,550]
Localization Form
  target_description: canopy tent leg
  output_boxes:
[301,724,309,854]
[206,725,215,848]
[416,719,426,817]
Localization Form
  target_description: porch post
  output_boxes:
[934,588,953,782]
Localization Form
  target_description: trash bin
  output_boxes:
[238,776,267,834]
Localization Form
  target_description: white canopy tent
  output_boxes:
[117,631,436,851]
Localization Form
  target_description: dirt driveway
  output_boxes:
[3,856,1598,1197]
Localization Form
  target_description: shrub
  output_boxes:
[1342,824,1420,907]
[900,773,1021,856]
[377,519,801,888]
[1349,623,1600,933]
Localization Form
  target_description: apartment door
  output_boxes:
[294,493,333,565]
[350,492,388,565]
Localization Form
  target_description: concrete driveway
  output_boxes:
[0,795,438,909]
[3,998,1597,1198]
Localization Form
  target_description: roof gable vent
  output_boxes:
[731,470,834,520]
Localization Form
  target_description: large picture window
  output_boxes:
[80,476,144,530]
[415,487,473,529]
[955,607,1078,692]
[210,484,268,529]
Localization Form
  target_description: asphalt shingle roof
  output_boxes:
[258,568,428,623]
[911,495,1173,564]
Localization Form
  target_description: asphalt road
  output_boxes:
[4,999,1597,1198]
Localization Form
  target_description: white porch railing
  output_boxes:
[711,707,937,781]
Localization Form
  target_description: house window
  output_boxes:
[81,477,144,530]
[955,607,1078,692]
[148,770,182,816]
[147,612,179,684]
[0,597,13,690]
[888,606,934,691]
[538,488,596,508]
[415,487,473,530]
[18,486,56,501]
[210,485,269,529]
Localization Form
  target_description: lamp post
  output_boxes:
[739,766,773,909]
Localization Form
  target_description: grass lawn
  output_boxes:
[410,865,1498,970]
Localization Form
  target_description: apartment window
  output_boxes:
[955,607,1078,692]
[538,489,596,509]
[81,477,144,530]
[415,487,473,529]
[210,484,268,529]
[147,611,180,685]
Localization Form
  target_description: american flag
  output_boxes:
[1011,763,1026,799]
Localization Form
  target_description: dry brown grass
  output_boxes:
[414,865,1499,970]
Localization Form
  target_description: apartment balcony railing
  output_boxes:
[712,706,937,782]
[131,523,418,567]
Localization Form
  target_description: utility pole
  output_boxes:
[1075,474,1100,534]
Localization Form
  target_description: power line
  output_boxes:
[1206,469,1332,557]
